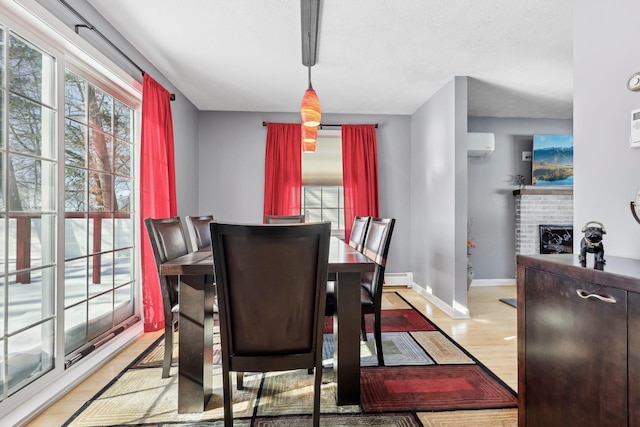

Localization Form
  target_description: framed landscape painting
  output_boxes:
[532,134,573,186]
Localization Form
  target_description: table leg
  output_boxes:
[334,271,361,405]
[178,275,215,413]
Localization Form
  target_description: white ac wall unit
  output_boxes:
[467,132,495,157]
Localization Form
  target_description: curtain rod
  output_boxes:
[57,0,176,101]
[262,121,378,128]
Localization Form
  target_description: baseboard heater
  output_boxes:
[383,272,413,288]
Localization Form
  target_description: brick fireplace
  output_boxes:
[514,187,573,255]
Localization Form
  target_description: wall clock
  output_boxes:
[631,188,640,225]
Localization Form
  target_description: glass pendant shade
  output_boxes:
[302,124,317,153]
[300,86,321,127]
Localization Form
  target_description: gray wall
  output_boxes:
[573,0,640,259]
[410,77,469,316]
[197,111,412,273]
[467,117,573,280]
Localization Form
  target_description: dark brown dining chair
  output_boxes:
[325,217,395,366]
[185,214,214,251]
[144,216,190,378]
[210,221,331,427]
[348,216,371,252]
[265,214,305,224]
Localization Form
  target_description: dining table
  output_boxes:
[160,235,375,413]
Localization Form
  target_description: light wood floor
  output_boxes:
[28,285,517,426]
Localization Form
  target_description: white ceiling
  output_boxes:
[86,0,574,119]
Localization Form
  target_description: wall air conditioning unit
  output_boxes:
[467,132,495,157]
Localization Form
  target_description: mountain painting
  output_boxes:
[532,134,573,186]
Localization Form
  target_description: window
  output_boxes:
[1,28,57,398]
[301,130,344,232]
[63,70,135,356]
[0,16,139,403]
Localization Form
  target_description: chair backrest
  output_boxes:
[144,217,190,313]
[265,214,305,224]
[210,221,331,372]
[185,215,214,250]
[361,218,396,299]
[348,216,371,252]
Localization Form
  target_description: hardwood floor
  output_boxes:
[28,285,517,426]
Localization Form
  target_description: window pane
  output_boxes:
[65,167,87,212]
[322,187,339,208]
[114,248,133,286]
[114,176,132,212]
[65,258,87,307]
[114,283,134,325]
[65,119,87,167]
[114,139,132,177]
[88,129,113,173]
[0,26,4,84]
[7,214,55,270]
[87,84,112,134]
[7,320,54,394]
[114,100,133,142]
[114,216,133,249]
[7,267,54,333]
[64,71,86,124]
[0,153,4,210]
[64,302,86,355]
[65,215,88,258]
[9,33,54,107]
[89,173,113,212]
[88,253,112,296]
[8,156,55,212]
[0,91,4,150]
[8,93,55,158]
[88,292,113,339]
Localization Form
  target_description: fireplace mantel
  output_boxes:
[513,187,573,196]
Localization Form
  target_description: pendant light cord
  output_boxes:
[307,30,313,90]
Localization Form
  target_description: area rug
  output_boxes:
[63,292,517,426]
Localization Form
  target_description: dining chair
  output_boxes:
[144,216,190,378]
[185,214,214,251]
[348,216,371,252]
[265,214,305,224]
[210,221,331,427]
[325,217,395,366]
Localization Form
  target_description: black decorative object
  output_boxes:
[539,225,573,254]
[578,221,606,266]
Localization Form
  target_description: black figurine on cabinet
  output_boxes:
[578,221,606,266]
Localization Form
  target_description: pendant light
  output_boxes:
[302,124,317,153]
[300,29,321,127]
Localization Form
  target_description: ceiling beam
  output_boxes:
[301,0,320,66]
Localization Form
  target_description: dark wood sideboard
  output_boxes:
[517,254,640,427]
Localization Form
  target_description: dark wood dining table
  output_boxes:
[160,235,375,413]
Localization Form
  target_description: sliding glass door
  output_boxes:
[0,19,139,402]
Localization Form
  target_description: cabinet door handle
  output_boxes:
[576,289,616,304]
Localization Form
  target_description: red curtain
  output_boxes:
[140,74,177,332]
[342,124,380,240]
[263,123,302,222]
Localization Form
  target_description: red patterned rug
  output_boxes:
[64,293,517,426]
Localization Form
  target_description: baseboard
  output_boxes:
[470,278,516,287]
[409,283,471,319]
